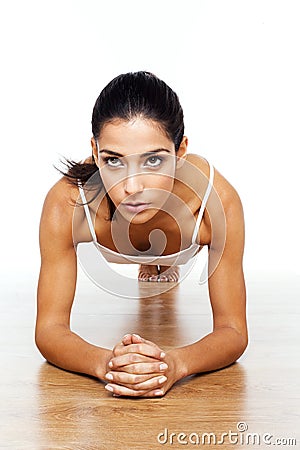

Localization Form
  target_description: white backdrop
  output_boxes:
[0,0,299,282]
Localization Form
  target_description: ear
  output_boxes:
[176,136,188,168]
[91,137,100,167]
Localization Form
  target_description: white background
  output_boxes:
[0,0,299,283]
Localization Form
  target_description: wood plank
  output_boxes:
[0,270,299,449]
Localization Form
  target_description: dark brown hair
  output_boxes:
[60,71,185,219]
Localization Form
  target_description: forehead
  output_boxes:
[98,118,175,155]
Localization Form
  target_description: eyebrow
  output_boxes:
[99,148,171,157]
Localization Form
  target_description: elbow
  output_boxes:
[218,325,248,361]
[35,321,70,359]
[234,331,248,361]
[35,326,47,358]
[34,322,57,358]
[35,326,57,366]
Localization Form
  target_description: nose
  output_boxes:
[123,174,144,195]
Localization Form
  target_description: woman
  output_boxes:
[36,71,248,397]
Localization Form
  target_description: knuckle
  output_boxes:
[112,373,120,382]
[113,387,121,395]
[132,390,141,396]
[135,343,143,353]
[128,353,134,364]
[125,387,140,396]
[154,363,161,372]
[130,364,137,374]
[129,353,138,364]
[116,345,125,356]
[130,363,139,373]
[112,344,121,356]
[131,374,139,384]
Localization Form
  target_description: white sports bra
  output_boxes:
[78,160,214,266]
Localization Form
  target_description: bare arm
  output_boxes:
[104,182,248,396]
[170,189,247,378]
[35,180,112,380]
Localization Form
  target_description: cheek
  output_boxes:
[104,184,122,205]
[100,169,121,195]
[147,174,174,193]
[97,171,120,205]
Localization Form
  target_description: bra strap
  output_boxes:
[191,160,215,244]
[78,185,98,242]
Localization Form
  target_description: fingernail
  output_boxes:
[108,361,113,368]
[123,334,131,339]
[105,384,114,392]
[105,373,113,380]
[159,376,167,384]
[154,389,163,396]
[160,351,166,358]
[160,363,168,371]
[132,333,141,339]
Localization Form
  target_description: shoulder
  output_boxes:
[185,153,244,216]
[42,177,79,219]
[40,177,81,244]
[181,154,244,248]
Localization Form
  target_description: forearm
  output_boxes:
[169,327,248,380]
[35,324,112,380]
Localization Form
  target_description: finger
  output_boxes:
[131,335,166,358]
[114,332,143,348]
[121,333,148,346]
[113,375,167,391]
[105,371,167,390]
[121,334,134,345]
[113,335,138,357]
[112,342,126,357]
[109,353,168,370]
[109,353,153,368]
[130,334,145,343]
[140,388,165,398]
[106,371,158,385]
[105,383,165,398]
[111,342,164,360]
[109,360,168,375]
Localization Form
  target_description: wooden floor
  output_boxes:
[0,268,299,449]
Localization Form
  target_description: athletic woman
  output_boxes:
[36,71,247,397]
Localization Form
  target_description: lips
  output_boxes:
[121,202,150,214]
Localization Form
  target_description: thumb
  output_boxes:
[131,333,145,343]
[121,334,133,345]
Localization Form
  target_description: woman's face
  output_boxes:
[92,118,185,224]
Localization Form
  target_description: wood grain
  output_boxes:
[0,270,299,449]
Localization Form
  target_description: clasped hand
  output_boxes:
[104,334,176,397]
